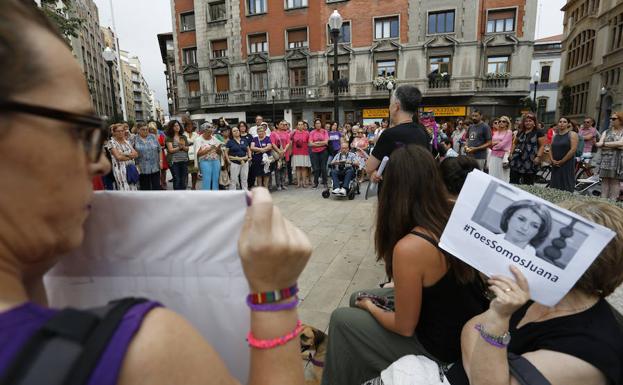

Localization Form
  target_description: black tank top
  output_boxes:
[446,298,623,385]
[410,231,489,363]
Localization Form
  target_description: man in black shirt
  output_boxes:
[365,84,430,182]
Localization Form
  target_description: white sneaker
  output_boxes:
[340,188,347,195]
[332,188,340,194]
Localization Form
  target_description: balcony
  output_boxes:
[251,90,266,102]
[289,86,307,99]
[188,96,201,109]
[428,78,451,89]
[484,78,509,88]
[215,92,229,104]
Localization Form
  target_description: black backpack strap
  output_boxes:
[508,353,552,385]
[0,298,147,385]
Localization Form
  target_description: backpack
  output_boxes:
[0,298,146,385]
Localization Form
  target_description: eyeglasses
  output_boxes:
[0,100,108,163]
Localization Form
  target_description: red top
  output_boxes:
[309,129,329,153]
[291,130,310,156]
[271,130,292,161]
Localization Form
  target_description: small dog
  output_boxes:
[300,324,328,385]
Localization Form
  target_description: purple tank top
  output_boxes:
[0,301,160,385]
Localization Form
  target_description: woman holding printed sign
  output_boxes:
[321,145,488,385]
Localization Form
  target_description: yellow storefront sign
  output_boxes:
[421,106,467,117]
[362,108,389,119]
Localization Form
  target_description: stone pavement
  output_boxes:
[271,185,385,332]
[271,186,623,331]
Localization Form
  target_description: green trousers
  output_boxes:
[320,288,436,385]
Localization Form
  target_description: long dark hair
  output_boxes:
[166,120,182,138]
[375,145,475,283]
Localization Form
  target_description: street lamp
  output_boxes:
[597,86,607,131]
[386,80,394,125]
[532,71,540,114]
[102,47,118,121]
[329,9,343,126]
[168,97,174,116]
[270,89,276,124]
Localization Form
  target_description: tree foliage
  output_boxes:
[40,0,83,44]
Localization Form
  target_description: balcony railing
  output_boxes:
[215,92,229,104]
[484,78,509,88]
[289,86,307,99]
[188,96,201,109]
[251,90,266,102]
[428,78,450,89]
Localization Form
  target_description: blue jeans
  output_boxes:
[171,161,188,190]
[332,167,354,191]
[200,159,221,190]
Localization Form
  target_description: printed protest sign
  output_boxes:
[440,170,616,306]
[45,191,249,382]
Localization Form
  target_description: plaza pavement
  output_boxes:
[271,186,623,331]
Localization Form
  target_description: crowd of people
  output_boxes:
[2,3,623,385]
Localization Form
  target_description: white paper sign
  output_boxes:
[439,170,616,306]
[44,191,250,382]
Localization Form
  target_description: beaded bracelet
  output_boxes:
[246,296,299,312]
[248,284,299,304]
[247,320,303,349]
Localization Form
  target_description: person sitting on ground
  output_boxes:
[321,145,488,385]
[368,200,623,385]
[365,85,430,183]
[439,156,481,199]
[330,141,359,195]
[0,2,313,385]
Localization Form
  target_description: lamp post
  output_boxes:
[329,10,343,126]
[597,86,607,131]
[102,47,118,121]
[168,97,174,117]
[270,89,276,124]
[386,81,394,125]
[532,71,540,114]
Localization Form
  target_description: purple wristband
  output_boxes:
[246,296,299,312]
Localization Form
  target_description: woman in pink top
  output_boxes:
[488,115,513,182]
[309,119,330,188]
[291,120,312,188]
[351,126,370,182]
[271,120,292,190]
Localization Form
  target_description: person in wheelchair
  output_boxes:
[330,142,360,195]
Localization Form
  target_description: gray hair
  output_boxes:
[199,122,213,133]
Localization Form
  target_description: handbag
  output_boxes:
[125,163,139,184]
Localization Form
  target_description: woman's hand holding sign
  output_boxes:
[488,266,531,319]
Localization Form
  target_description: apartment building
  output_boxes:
[101,26,125,121]
[530,34,563,124]
[559,0,623,130]
[120,51,153,123]
[171,0,537,124]
[158,32,179,116]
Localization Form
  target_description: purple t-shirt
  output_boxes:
[0,301,160,385]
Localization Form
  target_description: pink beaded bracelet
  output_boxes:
[247,320,303,350]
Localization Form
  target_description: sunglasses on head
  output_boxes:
[0,100,108,163]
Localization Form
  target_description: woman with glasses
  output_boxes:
[165,120,190,190]
[134,122,162,190]
[488,116,513,183]
[596,112,623,200]
[451,120,467,155]
[110,122,139,191]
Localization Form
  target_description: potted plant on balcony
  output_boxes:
[373,75,396,89]
[485,72,511,80]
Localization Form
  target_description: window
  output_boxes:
[251,71,268,90]
[327,21,351,44]
[570,82,589,115]
[247,0,266,15]
[486,56,509,73]
[215,74,229,92]
[212,39,228,58]
[290,68,307,87]
[286,0,307,9]
[611,12,623,50]
[540,65,551,83]
[486,9,515,33]
[249,33,268,53]
[180,12,195,32]
[428,10,455,34]
[187,80,200,97]
[429,56,451,74]
[287,28,308,49]
[209,2,227,21]
[374,17,399,39]
[566,30,595,71]
[329,64,349,80]
[377,60,396,77]
[182,48,197,65]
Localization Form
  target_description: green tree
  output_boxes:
[40,0,83,44]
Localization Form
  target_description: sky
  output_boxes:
[93,0,566,116]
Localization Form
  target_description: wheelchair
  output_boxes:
[321,161,360,200]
